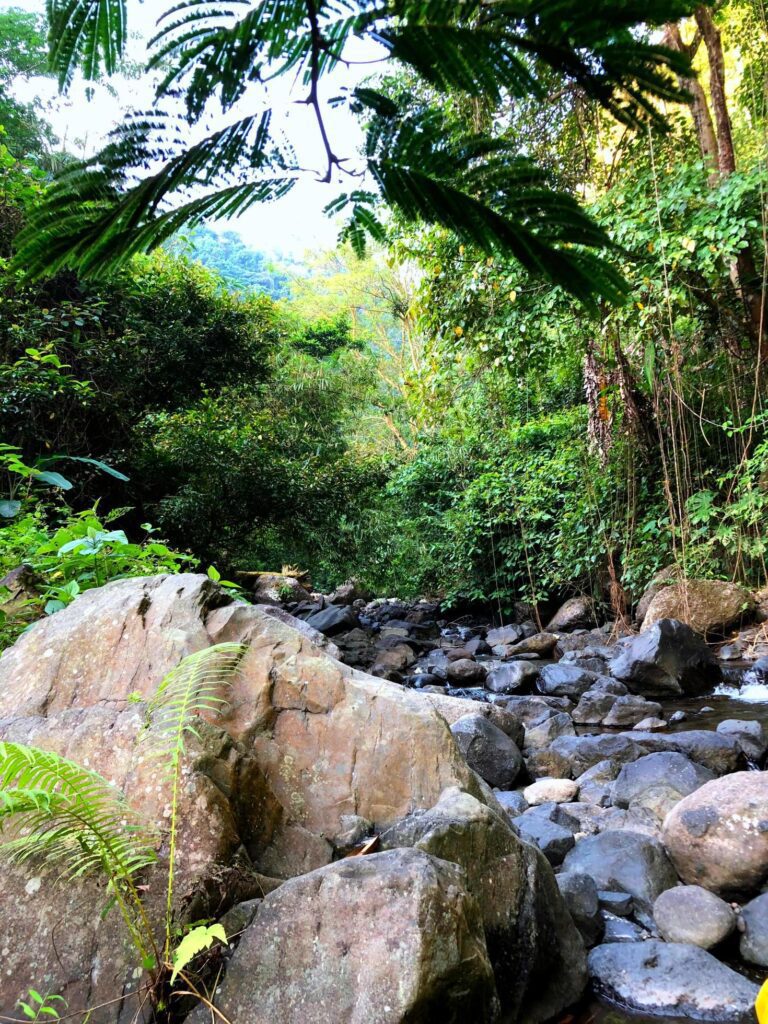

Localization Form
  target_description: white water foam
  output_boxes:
[714,681,768,703]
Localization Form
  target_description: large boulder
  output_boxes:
[561,831,677,911]
[546,596,596,633]
[662,771,768,896]
[602,695,662,728]
[246,572,312,606]
[635,565,680,626]
[383,788,587,1022]
[305,603,360,636]
[625,730,741,775]
[0,574,493,1018]
[536,664,597,698]
[523,712,576,756]
[504,632,559,658]
[515,812,575,866]
[609,619,721,697]
[328,577,371,605]
[486,623,530,647]
[542,734,646,779]
[572,691,619,725]
[486,661,539,694]
[588,941,759,1022]
[446,658,487,685]
[189,849,499,1024]
[642,580,755,637]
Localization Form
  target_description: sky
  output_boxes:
[4,0,382,257]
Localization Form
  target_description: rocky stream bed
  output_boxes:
[0,572,767,1023]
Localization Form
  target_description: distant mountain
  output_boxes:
[169,226,300,299]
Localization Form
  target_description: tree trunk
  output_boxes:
[663,22,719,182]
[693,5,766,342]
[694,6,736,174]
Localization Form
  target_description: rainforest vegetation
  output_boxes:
[1,0,766,645]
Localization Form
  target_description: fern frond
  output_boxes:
[0,741,157,873]
[28,0,704,302]
[358,95,627,307]
[140,642,246,958]
[13,110,296,280]
[46,0,128,89]
[0,740,159,959]
[142,642,246,765]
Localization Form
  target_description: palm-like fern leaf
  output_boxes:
[358,94,627,307]
[46,0,127,88]
[141,642,246,763]
[14,110,296,279]
[0,740,159,961]
[140,641,245,957]
[0,740,157,880]
[29,0,706,302]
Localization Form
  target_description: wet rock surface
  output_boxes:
[588,941,759,1022]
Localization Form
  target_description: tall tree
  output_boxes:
[666,5,766,340]
[16,0,703,308]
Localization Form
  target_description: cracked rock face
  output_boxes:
[0,574,584,1023]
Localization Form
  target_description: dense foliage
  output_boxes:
[1,0,767,642]
[168,225,294,298]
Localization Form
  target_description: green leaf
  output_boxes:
[31,470,73,490]
[207,565,221,582]
[46,0,128,89]
[643,339,656,391]
[171,923,228,986]
[61,456,130,481]
[0,500,21,518]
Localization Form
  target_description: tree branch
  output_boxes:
[304,0,339,183]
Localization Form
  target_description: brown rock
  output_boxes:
[662,771,768,896]
[446,657,487,684]
[189,849,500,1024]
[246,572,312,605]
[546,596,596,633]
[642,580,755,638]
[635,565,680,626]
[0,575,488,1017]
[505,632,559,657]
